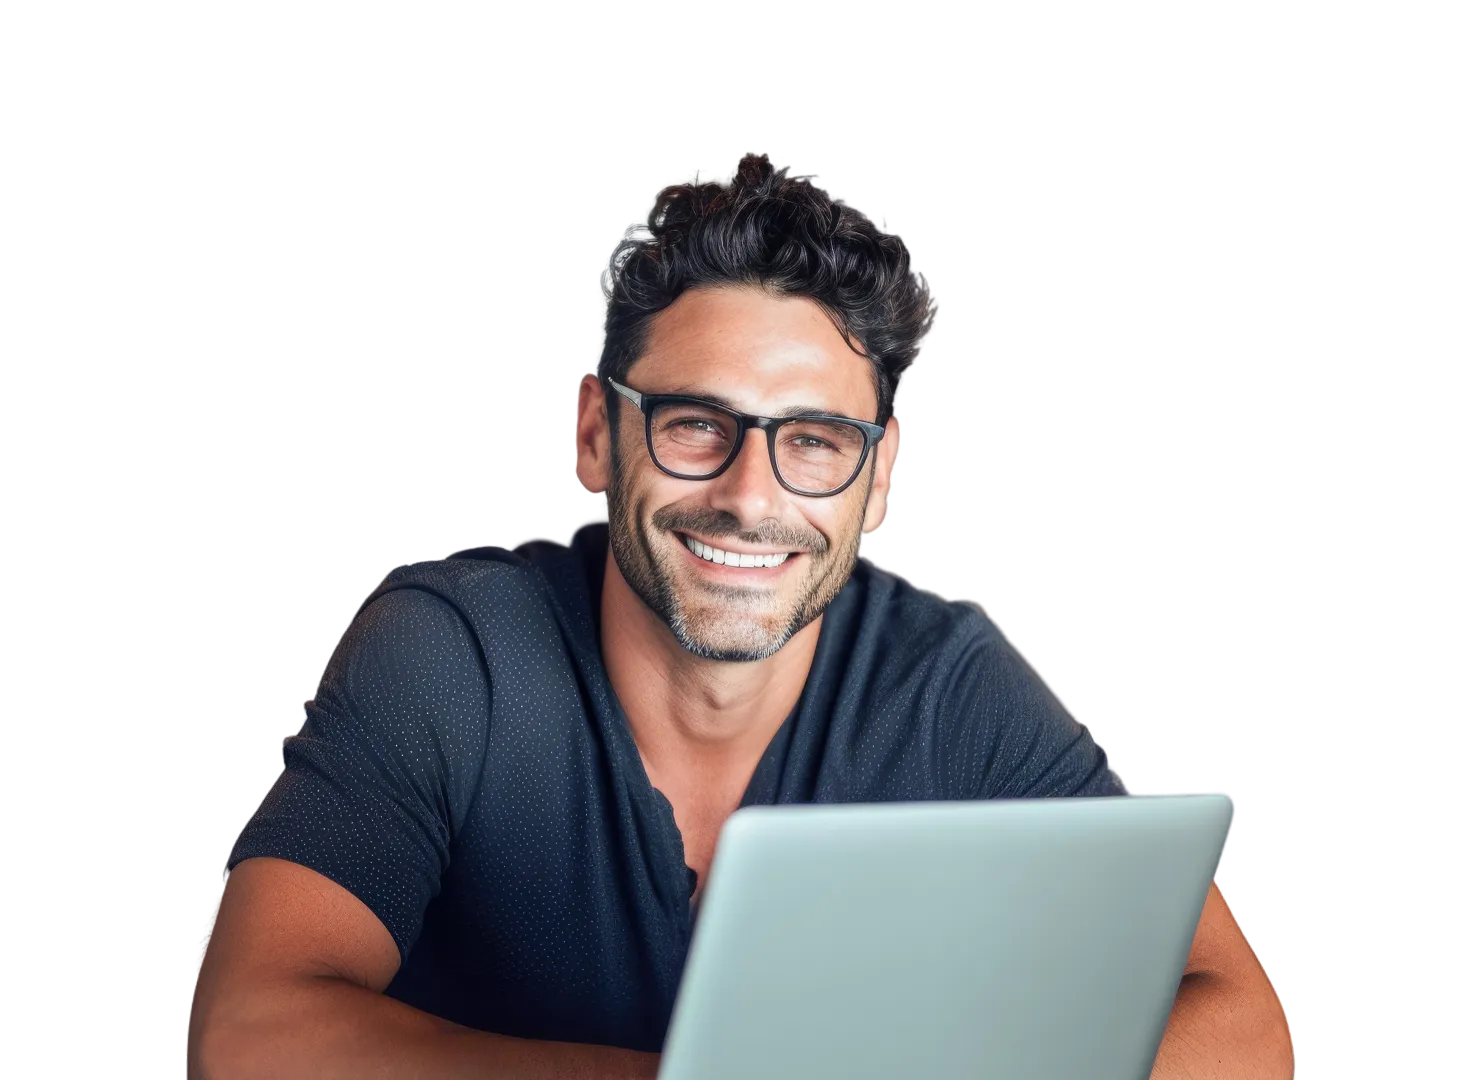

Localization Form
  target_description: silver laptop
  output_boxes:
[659,795,1230,1080]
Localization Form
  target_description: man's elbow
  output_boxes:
[187,1007,241,1080]
[189,1032,229,1080]
[1261,996,1294,1078]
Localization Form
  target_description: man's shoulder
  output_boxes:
[813,558,1072,802]
[846,557,1003,659]
[821,558,1014,728]
[841,558,1125,800]
[370,545,546,612]
[354,524,605,651]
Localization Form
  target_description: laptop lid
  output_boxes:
[659,794,1231,1080]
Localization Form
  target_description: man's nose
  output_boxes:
[705,428,782,525]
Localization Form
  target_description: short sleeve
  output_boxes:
[940,624,1126,800]
[227,586,491,960]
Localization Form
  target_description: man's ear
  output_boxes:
[575,374,613,494]
[862,415,900,533]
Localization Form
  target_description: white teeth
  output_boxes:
[681,535,791,568]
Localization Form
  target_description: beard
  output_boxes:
[605,448,868,662]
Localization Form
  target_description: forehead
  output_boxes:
[627,286,878,417]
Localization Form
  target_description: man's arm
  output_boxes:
[187,856,660,1080]
[1150,881,1293,1079]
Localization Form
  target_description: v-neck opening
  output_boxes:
[570,525,818,908]
[617,682,806,911]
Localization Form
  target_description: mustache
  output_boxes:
[649,508,823,552]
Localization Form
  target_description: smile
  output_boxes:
[680,534,792,568]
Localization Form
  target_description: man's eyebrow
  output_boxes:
[663,385,849,418]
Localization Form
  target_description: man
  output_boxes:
[189,154,1292,1079]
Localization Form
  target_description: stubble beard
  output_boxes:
[605,447,868,662]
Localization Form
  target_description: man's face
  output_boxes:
[587,286,898,662]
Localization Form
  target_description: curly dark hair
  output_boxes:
[598,153,936,427]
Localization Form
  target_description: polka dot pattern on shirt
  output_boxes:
[227,523,1125,1050]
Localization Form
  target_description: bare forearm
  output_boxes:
[1149,972,1292,1080]
[189,974,660,1080]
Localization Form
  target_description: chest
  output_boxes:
[665,796,739,898]
[637,736,777,899]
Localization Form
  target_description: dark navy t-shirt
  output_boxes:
[227,523,1125,1051]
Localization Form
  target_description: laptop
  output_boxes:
[659,794,1231,1080]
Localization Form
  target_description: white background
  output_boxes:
[2,2,1465,1075]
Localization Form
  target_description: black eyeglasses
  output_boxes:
[605,377,886,497]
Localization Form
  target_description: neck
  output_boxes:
[599,549,821,784]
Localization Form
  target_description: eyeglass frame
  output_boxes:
[604,377,887,498]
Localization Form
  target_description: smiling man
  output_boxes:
[189,155,1292,1080]
[589,283,906,908]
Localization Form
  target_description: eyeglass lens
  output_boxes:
[648,400,868,493]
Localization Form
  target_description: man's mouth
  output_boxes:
[678,532,795,568]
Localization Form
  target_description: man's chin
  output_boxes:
[667,622,795,663]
